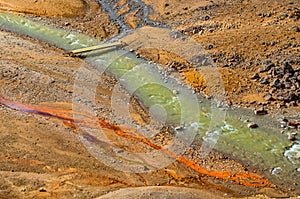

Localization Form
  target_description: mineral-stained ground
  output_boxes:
[0,0,299,198]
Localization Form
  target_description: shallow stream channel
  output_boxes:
[0,12,299,194]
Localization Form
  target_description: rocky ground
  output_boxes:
[0,0,299,198]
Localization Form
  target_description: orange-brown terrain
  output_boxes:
[0,0,299,198]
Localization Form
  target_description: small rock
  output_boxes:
[276,72,284,79]
[277,102,287,108]
[283,61,294,74]
[280,13,289,20]
[286,101,297,107]
[39,188,47,192]
[250,73,260,79]
[207,44,213,49]
[260,78,269,84]
[285,92,298,102]
[175,126,183,130]
[270,78,282,88]
[290,9,300,20]
[172,89,179,95]
[271,167,282,175]
[282,118,289,123]
[116,149,124,153]
[259,60,274,72]
[291,25,300,32]
[244,119,250,123]
[268,68,277,75]
[282,73,293,82]
[270,88,277,94]
[287,121,299,128]
[284,82,292,89]
[264,93,274,101]
[288,132,297,141]
[254,108,268,115]
[248,122,258,128]
[204,15,210,20]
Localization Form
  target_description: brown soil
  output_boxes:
[4,0,120,40]
[0,0,299,198]
[139,0,300,114]
[0,0,88,17]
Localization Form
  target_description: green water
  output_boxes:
[0,12,299,192]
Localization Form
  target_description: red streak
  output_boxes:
[0,96,270,187]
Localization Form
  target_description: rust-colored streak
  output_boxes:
[97,120,162,150]
[176,156,269,187]
[0,96,270,187]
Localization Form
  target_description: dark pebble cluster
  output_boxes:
[251,60,300,108]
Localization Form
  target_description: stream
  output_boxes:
[0,12,299,194]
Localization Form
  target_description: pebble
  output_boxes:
[284,82,292,89]
[281,13,289,19]
[250,73,260,79]
[282,73,292,82]
[244,119,250,123]
[248,122,258,128]
[254,108,268,115]
[283,61,294,74]
[291,25,299,32]
[116,149,124,153]
[264,93,273,101]
[271,167,282,175]
[259,60,274,73]
[282,118,289,123]
[207,44,213,49]
[270,78,282,88]
[204,15,210,20]
[288,132,297,141]
[287,121,299,128]
[39,188,47,192]
[175,126,183,131]
[260,78,269,84]
[172,89,179,95]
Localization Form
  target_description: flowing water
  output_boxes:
[0,12,299,193]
